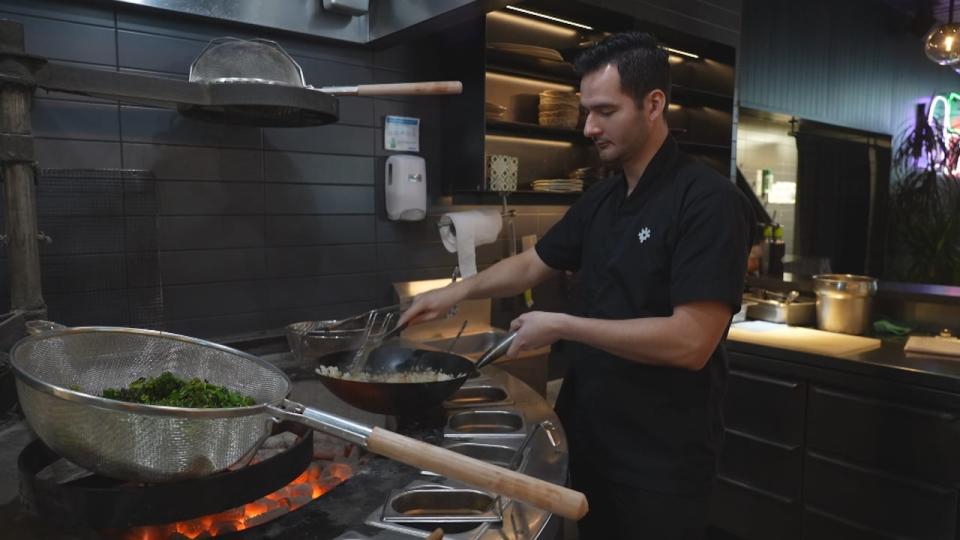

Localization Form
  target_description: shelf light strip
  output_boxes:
[504,5,594,30]
[664,46,700,60]
[486,134,574,147]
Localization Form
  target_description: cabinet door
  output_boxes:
[803,507,901,540]
[720,429,802,499]
[804,451,957,540]
[807,385,960,486]
[710,476,800,540]
[725,360,806,446]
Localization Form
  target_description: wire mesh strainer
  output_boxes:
[11,326,289,482]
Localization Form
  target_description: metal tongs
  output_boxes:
[314,304,401,333]
[345,310,405,374]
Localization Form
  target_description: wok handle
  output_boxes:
[367,427,588,521]
[474,331,518,370]
[319,81,463,96]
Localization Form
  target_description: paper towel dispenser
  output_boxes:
[385,155,427,221]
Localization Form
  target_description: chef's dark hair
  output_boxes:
[574,32,671,108]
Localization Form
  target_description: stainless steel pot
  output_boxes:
[812,274,878,335]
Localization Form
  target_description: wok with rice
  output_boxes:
[312,332,516,415]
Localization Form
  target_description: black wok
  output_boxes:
[314,332,517,415]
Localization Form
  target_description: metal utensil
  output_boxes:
[190,37,463,98]
[447,321,469,354]
[10,325,587,520]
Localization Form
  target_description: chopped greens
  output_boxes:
[102,372,256,408]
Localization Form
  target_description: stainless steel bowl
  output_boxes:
[286,319,374,360]
[812,274,878,335]
[189,37,305,87]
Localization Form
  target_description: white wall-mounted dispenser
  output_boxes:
[385,154,426,221]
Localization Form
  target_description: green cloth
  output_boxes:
[873,319,912,336]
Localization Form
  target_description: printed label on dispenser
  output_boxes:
[384,116,420,152]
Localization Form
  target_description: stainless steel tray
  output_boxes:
[743,294,816,325]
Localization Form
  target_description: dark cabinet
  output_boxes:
[710,360,805,540]
[711,476,800,540]
[802,507,900,540]
[804,451,956,540]
[725,363,806,446]
[713,346,960,540]
[807,385,960,487]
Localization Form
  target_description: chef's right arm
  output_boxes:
[397,249,557,327]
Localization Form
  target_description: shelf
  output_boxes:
[486,48,579,85]
[485,119,586,142]
[671,84,734,111]
[453,190,583,205]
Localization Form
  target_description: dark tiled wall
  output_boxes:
[739,0,957,136]
[0,0,568,339]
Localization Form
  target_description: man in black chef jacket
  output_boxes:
[399,32,752,539]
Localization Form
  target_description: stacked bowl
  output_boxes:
[538,90,580,129]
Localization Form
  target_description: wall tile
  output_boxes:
[262,124,375,155]
[163,280,268,319]
[165,312,268,339]
[265,215,376,245]
[39,254,126,294]
[266,244,377,278]
[46,290,130,326]
[34,139,122,170]
[264,152,374,184]
[32,99,120,141]
[265,184,374,214]
[121,106,261,148]
[159,215,264,250]
[123,144,262,181]
[1,11,116,64]
[157,181,264,215]
[268,273,378,309]
[0,0,114,27]
[161,248,266,284]
[117,30,203,75]
[295,55,373,87]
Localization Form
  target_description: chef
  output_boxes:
[399,32,752,539]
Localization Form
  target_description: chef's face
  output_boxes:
[581,63,665,164]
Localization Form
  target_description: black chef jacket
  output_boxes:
[536,135,752,495]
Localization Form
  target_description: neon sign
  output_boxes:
[926,92,960,173]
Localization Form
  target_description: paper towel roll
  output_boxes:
[438,210,502,277]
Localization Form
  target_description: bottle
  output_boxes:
[760,224,773,276]
[769,224,786,278]
[761,169,774,203]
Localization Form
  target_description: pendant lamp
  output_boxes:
[926,0,960,65]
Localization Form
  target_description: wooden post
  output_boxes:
[0,20,46,315]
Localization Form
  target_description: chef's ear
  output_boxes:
[646,89,667,121]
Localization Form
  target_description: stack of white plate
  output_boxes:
[538,90,580,129]
[531,178,584,193]
[485,101,507,121]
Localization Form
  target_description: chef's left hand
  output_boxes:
[505,311,566,359]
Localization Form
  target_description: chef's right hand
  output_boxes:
[397,285,463,327]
